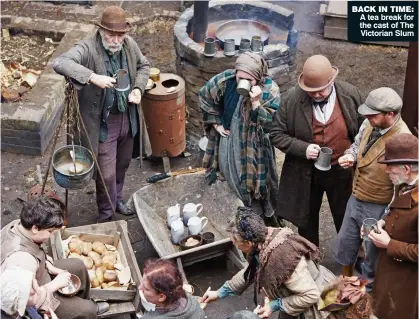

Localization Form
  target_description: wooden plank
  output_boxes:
[91,288,136,301]
[98,302,135,318]
[63,230,120,246]
[134,194,177,257]
[325,0,347,17]
[117,223,143,313]
[162,238,231,260]
[323,16,409,47]
[177,258,188,284]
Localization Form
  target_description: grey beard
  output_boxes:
[99,29,122,54]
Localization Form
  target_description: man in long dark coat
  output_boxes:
[53,6,150,222]
[270,55,363,246]
[367,133,418,319]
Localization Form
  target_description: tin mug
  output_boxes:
[239,38,251,52]
[237,79,251,96]
[204,37,219,57]
[223,38,236,56]
[114,69,130,92]
[314,147,333,171]
[251,36,264,53]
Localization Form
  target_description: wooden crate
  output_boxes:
[50,221,142,316]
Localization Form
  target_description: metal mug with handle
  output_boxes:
[204,37,219,57]
[239,38,251,52]
[223,38,236,56]
[114,69,130,92]
[251,35,264,53]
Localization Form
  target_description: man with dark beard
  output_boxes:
[270,55,363,246]
[53,6,150,222]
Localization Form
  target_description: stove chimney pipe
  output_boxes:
[193,1,209,43]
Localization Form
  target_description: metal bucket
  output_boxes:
[52,145,94,190]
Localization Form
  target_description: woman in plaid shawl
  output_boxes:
[199,52,281,226]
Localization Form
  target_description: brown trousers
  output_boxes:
[54,259,96,319]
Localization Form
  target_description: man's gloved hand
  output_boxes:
[213,124,230,137]
[306,144,321,160]
[89,73,116,89]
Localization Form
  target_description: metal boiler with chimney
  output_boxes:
[142,69,186,172]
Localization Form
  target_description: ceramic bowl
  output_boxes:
[179,235,203,250]
[58,274,81,297]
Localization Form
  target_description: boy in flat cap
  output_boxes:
[334,87,411,288]
[367,133,418,319]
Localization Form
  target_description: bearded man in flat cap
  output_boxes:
[199,52,282,226]
[53,6,150,222]
[270,55,364,246]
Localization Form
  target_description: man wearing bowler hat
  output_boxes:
[366,133,418,319]
[334,87,411,288]
[270,55,363,246]
[53,6,150,222]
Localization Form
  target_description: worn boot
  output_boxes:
[116,200,134,216]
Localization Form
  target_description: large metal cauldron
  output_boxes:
[52,145,94,190]
[142,73,186,157]
[215,19,270,50]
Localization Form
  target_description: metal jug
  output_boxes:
[170,218,185,245]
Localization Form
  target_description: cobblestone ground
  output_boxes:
[1,1,408,318]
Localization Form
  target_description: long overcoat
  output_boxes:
[373,186,418,319]
[52,31,151,159]
[269,80,363,228]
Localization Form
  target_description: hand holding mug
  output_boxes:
[249,85,262,109]
[306,144,321,160]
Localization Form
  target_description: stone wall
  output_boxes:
[0,16,96,155]
[174,0,298,137]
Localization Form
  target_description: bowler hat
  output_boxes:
[378,133,418,164]
[358,87,403,116]
[95,6,131,33]
[298,55,339,92]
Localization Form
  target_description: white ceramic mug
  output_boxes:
[187,216,208,235]
[167,204,181,228]
[171,218,185,245]
[182,203,203,225]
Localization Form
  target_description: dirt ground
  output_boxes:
[0,1,410,318]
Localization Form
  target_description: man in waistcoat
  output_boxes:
[367,133,418,319]
[53,6,150,222]
[270,55,364,246]
[0,198,109,319]
[334,87,411,288]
